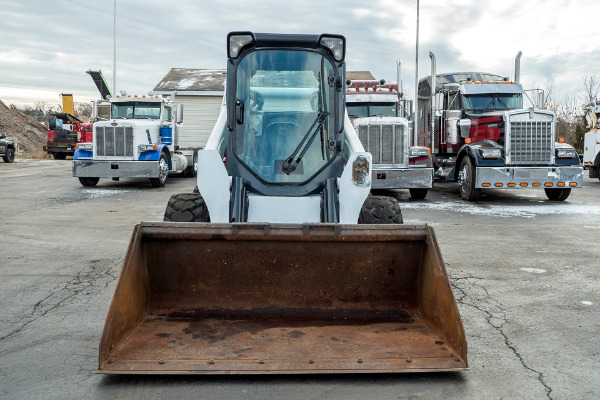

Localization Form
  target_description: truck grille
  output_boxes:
[357,124,406,165]
[96,126,134,157]
[507,119,553,165]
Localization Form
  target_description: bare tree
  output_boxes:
[582,74,600,105]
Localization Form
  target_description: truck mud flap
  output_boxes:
[98,222,467,374]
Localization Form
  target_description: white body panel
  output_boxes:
[247,195,321,223]
[196,149,230,223]
[583,130,600,165]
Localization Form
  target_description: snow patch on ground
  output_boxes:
[402,201,600,218]
[80,189,133,199]
[519,268,547,274]
[581,301,593,306]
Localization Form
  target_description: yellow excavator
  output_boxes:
[98,32,467,374]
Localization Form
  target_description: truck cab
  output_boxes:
[417,52,583,201]
[347,71,433,199]
[72,94,187,187]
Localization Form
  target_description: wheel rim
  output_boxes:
[459,163,470,193]
[159,157,168,183]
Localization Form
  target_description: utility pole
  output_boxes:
[113,0,117,96]
[414,0,419,146]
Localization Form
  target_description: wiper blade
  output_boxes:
[282,111,329,175]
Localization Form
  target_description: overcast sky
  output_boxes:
[1,0,598,107]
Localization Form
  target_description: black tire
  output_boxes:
[458,157,481,201]
[597,163,600,182]
[53,153,67,160]
[409,188,428,200]
[79,177,99,187]
[150,153,169,188]
[164,193,210,222]
[183,150,198,178]
[3,148,15,163]
[545,188,571,201]
[358,195,403,224]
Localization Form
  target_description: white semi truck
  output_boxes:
[73,93,197,187]
[347,63,433,199]
[583,103,600,180]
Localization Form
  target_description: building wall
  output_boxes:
[176,95,223,149]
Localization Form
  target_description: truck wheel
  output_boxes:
[458,157,481,201]
[3,148,15,163]
[358,195,403,224]
[184,150,198,178]
[79,177,99,187]
[164,193,210,222]
[53,153,67,160]
[150,153,169,187]
[545,188,571,201]
[409,188,428,200]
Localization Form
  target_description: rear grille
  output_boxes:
[357,123,406,165]
[96,126,134,157]
[507,119,553,165]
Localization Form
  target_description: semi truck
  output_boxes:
[72,93,196,187]
[96,32,467,375]
[583,103,600,180]
[347,62,433,199]
[417,52,583,201]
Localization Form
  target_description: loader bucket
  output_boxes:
[98,222,467,374]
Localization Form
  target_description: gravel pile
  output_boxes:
[0,100,47,156]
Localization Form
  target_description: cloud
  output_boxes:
[1,0,599,106]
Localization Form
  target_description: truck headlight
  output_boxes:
[556,149,576,158]
[139,144,158,152]
[77,143,93,151]
[409,147,430,157]
[481,148,502,158]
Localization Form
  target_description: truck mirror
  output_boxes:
[176,103,184,124]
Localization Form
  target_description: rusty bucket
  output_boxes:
[98,222,467,374]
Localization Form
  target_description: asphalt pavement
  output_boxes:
[0,159,598,400]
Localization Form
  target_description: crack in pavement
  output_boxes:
[448,264,554,400]
[0,259,119,343]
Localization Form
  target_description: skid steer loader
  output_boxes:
[98,32,467,374]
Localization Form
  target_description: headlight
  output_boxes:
[409,147,429,157]
[139,144,158,152]
[557,149,576,158]
[320,35,345,62]
[77,143,93,151]
[228,32,254,59]
[352,155,370,186]
[481,148,502,158]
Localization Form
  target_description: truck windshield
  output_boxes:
[463,94,522,111]
[347,102,396,118]
[235,50,335,183]
[111,102,161,119]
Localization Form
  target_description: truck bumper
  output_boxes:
[371,167,434,189]
[44,145,75,153]
[73,160,159,178]
[474,166,583,188]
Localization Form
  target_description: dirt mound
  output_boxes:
[0,100,47,156]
